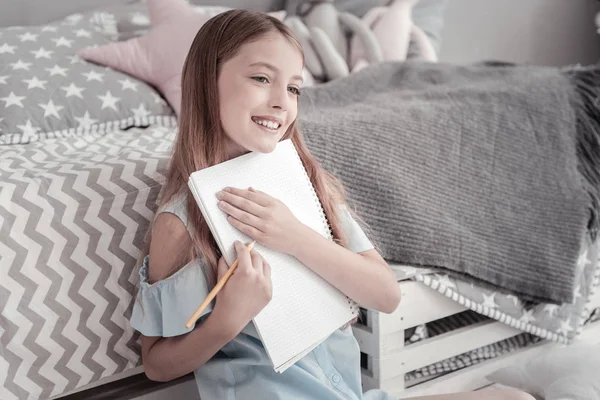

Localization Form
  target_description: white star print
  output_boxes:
[131,12,150,26]
[39,99,64,119]
[576,250,591,271]
[556,319,573,336]
[46,65,68,77]
[16,119,40,137]
[543,304,560,317]
[506,294,520,307]
[481,292,498,309]
[131,103,151,119]
[0,43,16,54]
[574,285,582,301]
[1,92,26,108]
[519,309,536,324]
[74,29,91,38]
[151,92,167,105]
[31,47,53,59]
[10,60,32,71]
[41,26,58,32]
[119,79,139,91]
[75,111,98,129]
[23,77,47,90]
[18,32,38,42]
[61,83,85,99]
[98,91,120,111]
[434,274,456,290]
[0,75,8,84]
[68,55,86,65]
[52,37,73,48]
[82,71,104,82]
[64,14,83,25]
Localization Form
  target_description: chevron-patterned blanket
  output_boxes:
[0,125,173,400]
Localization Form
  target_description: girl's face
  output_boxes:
[218,32,303,159]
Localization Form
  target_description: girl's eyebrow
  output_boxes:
[248,61,304,83]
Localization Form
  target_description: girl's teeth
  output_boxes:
[254,119,279,130]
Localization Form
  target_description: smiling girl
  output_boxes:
[131,9,534,400]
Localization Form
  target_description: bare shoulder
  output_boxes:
[148,212,193,283]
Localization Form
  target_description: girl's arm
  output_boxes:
[142,308,239,382]
[217,187,401,314]
[141,214,272,382]
[290,225,401,314]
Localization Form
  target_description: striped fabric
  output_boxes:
[0,125,174,400]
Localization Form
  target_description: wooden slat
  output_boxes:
[378,319,600,398]
[376,281,466,334]
[352,324,405,358]
[395,340,549,398]
[373,320,521,379]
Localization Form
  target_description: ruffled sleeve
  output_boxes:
[130,255,213,337]
[337,204,375,253]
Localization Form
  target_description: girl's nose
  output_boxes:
[268,86,288,111]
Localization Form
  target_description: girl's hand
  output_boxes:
[213,241,272,334]
[216,187,303,254]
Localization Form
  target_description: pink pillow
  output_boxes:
[78,0,286,116]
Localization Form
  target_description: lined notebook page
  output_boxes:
[188,140,357,372]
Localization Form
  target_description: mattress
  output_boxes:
[0,125,174,400]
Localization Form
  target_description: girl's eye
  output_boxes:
[288,86,301,96]
[252,76,269,83]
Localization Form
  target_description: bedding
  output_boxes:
[0,11,175,145]
[389,234,599,345]
[0,124,173,400]
[78,0,287,117]
[414,237,600,344]
[298,60,600,304]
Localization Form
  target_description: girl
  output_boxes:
[132,9,534,400]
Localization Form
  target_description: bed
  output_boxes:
[2,1,600,400]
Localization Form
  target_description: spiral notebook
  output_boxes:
[188,139,358,373]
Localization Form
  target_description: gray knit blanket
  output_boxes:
[298,61,600,304]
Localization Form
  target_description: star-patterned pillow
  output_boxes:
[0,11,176,145]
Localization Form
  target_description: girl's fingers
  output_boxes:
[218,188,267,216]
[263,260,271,280]
[218,201,264,231]
[250,251,264,275]
[234,240,252,271]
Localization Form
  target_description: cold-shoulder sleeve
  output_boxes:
[130,255,213,337]
[337,205,375,253]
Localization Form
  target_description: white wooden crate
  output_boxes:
[353,279,600,398]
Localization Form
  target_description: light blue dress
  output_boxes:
[131,193,396,400]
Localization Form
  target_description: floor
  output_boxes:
[130,378,200,400]
[126,378,507,400]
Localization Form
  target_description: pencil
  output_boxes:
[185,241,256,329]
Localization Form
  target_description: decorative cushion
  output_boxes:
[0,11,175,145]
[78,0,285,116]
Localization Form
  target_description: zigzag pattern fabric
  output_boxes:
[0,125,173,399]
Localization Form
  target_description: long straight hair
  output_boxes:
[148,10,348,283]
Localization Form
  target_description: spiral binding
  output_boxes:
[290,142,358,315]
[289,143,334,241]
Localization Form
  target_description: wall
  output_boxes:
[438,0,600,66]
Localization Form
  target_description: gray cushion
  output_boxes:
[0,11,175,145]
[487,343,600,400]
